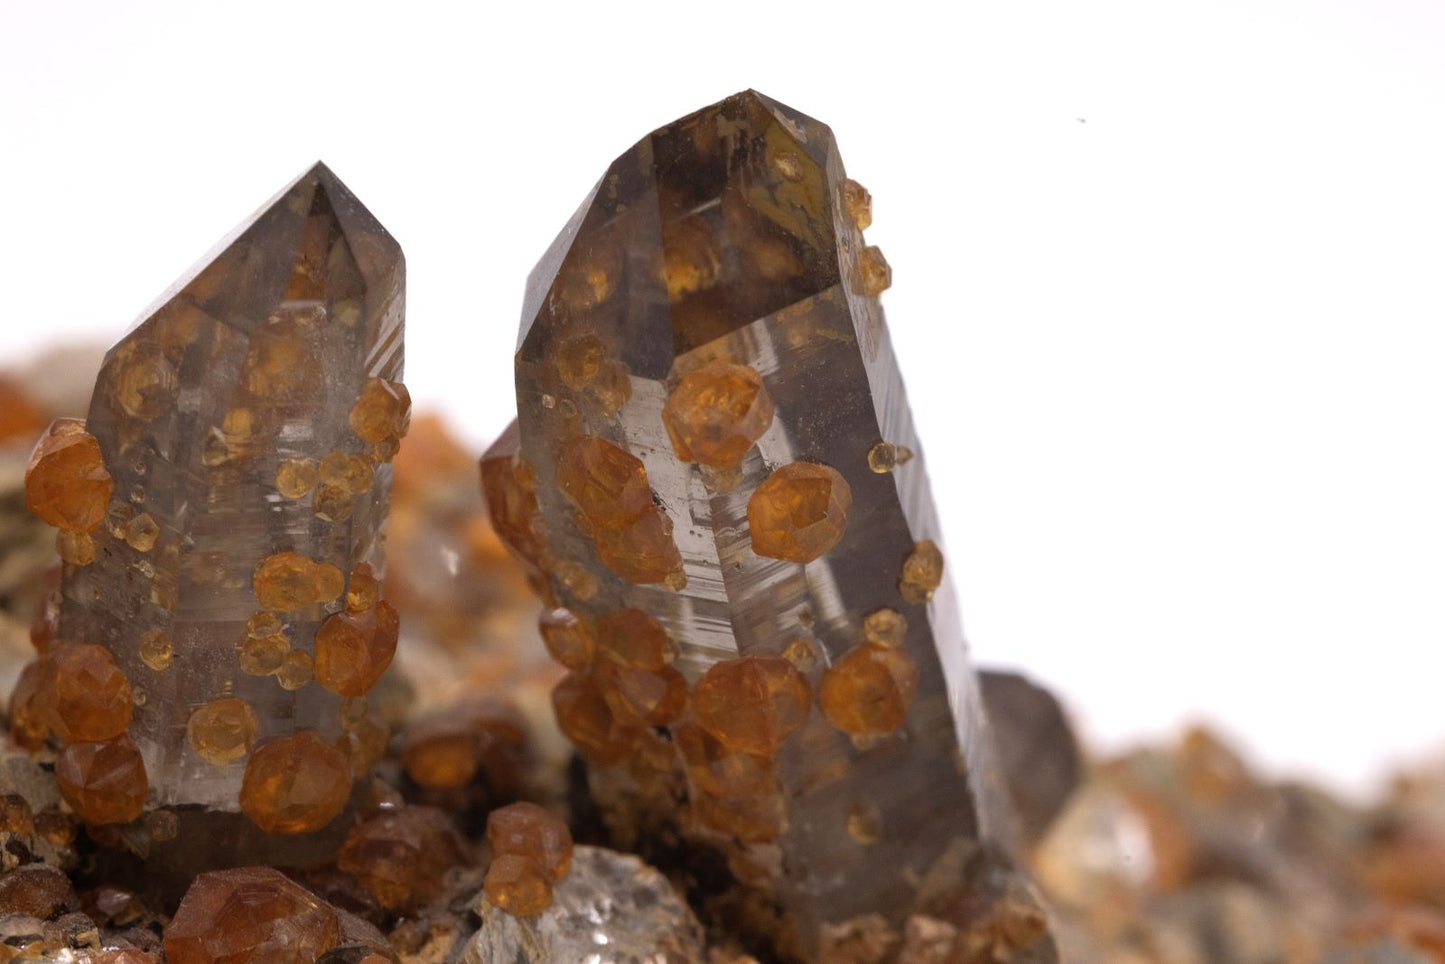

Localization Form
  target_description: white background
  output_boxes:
[3,0,1443,798]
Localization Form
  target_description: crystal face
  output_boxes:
[53,163,405,816]
[488,90,1047,955]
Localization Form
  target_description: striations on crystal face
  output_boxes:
[31,163,406,830]
[484,90,1055,960]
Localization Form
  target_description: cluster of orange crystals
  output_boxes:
[485,352,940,843]
[14,373,408,834]
[18,422,147,825]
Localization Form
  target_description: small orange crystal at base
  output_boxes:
[55,735,147,825]
[483,853,553,918]
[486,801,574,882]
[239,729,352,834]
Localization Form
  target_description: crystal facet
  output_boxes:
[49,163,405,821]
[486,90,1049,958]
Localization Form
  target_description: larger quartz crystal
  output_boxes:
[55,163,406,817]
[486,91,1054,960]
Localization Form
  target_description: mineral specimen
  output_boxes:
[468,845,705,963]
[20,163,406,831]
[164,866,395,963]
[484,90,1052,959]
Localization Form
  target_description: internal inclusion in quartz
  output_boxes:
[20,162,408,831]
[486,90,1049,957]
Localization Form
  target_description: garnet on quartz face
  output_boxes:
[54,162,406,820]
[489,91,1051,957]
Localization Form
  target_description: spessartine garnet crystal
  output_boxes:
[20,162,406,834]
[484,91,1056,960]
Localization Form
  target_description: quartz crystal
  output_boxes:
[484,90,1053,959]
[41,163,406,822]
[468,846,705,964]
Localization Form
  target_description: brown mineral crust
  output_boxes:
[164,867,342,964]
[336,805,468,913]
[55,735,147,825]
[0,794,34,837]
[486,801,574,882]
[40,641,134,743]
[238,729,352,834]
[0,864,79,920]
[24,419,112,532]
